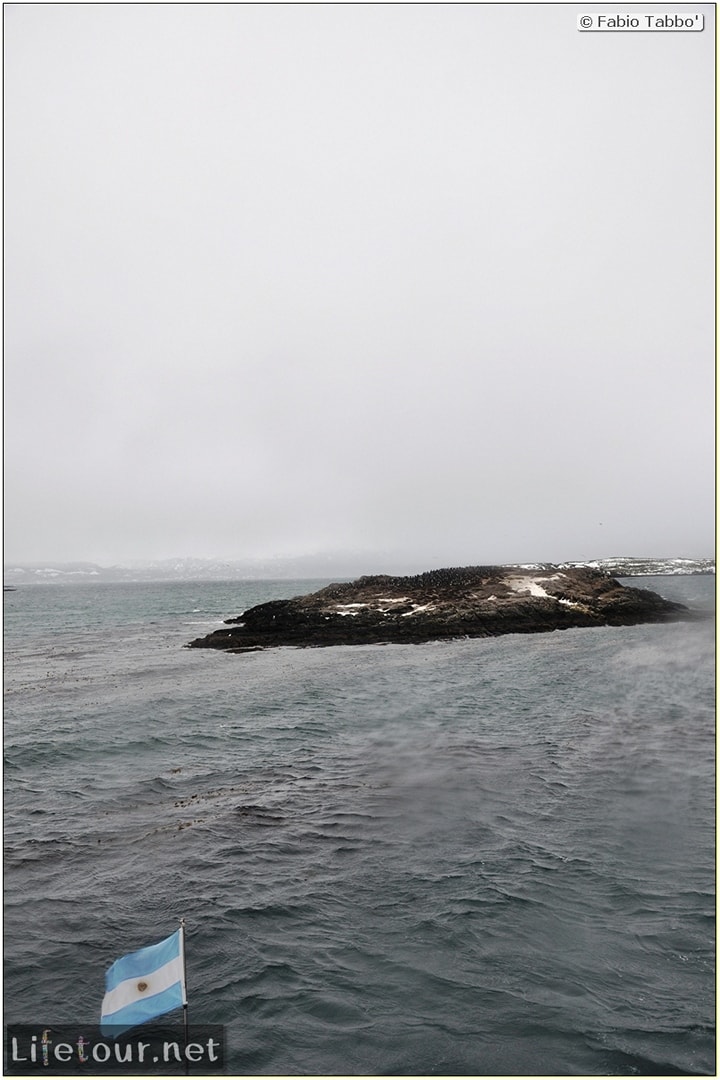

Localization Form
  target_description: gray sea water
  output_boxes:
[3,575,715,1075]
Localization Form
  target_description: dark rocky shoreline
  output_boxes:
[187,565,690,654]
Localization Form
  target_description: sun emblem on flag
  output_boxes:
[137,980,149,993]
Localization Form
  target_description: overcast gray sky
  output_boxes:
[4,3,715,568]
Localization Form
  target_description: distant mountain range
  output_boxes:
[3,555,715,585]
[539,557,714,577]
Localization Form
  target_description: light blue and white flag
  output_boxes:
[100,929,186,1036]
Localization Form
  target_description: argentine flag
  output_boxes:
[100,929,186,1036]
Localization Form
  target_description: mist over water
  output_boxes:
[4,576,715,1075]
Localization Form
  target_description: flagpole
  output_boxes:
[179,918,189,1075]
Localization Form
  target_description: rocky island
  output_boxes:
[187,565,689,653]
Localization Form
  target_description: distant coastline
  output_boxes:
[2,555,715,586]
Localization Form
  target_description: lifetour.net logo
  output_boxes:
[4,1024,225,1075]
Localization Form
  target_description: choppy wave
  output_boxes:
[3,578,715,1074]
